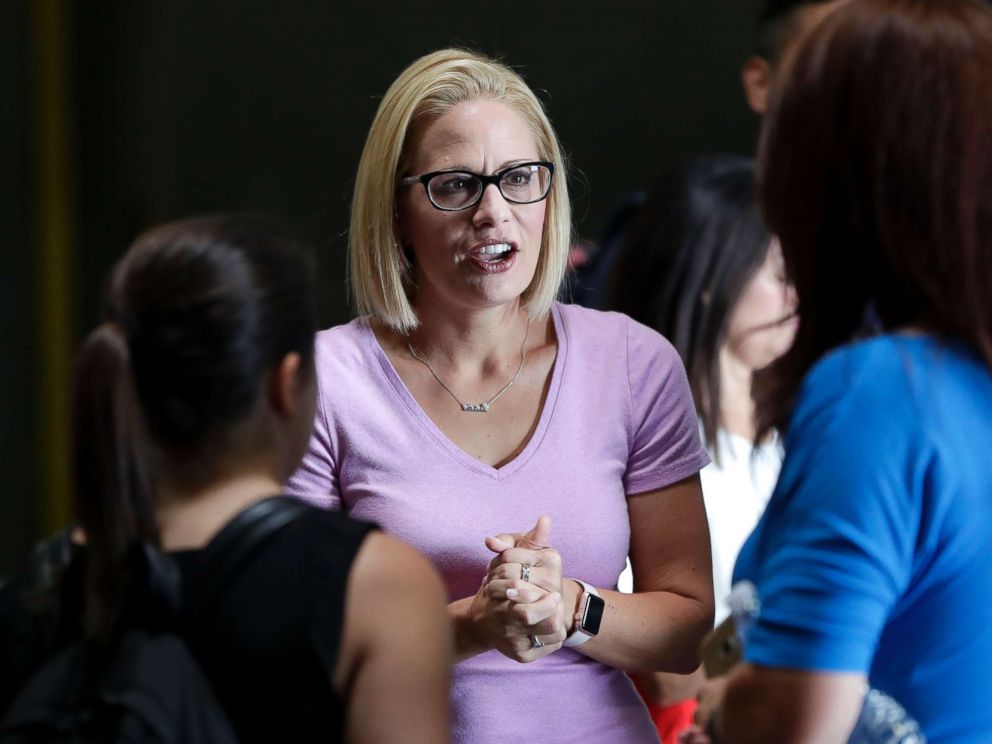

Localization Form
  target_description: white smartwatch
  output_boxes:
[564,579,605,647]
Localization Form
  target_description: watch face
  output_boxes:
[581,593,605,636]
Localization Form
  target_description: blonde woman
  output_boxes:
[288,49,713,743]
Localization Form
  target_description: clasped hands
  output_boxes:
[469,515,581,663]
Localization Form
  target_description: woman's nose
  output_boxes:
[472,182,511,227]
[784,282,798,312]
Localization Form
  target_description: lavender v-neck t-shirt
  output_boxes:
[286,302,709,744]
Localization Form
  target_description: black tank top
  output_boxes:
[171,505,375,742]
[0,502,376,744]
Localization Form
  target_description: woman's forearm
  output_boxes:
[571,588,713,673]
[448,596,489,662]
[720,663,865,744]
[602,476,713,672]
[636,667,706,706]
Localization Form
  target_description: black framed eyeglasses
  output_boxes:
[399,161,555,212]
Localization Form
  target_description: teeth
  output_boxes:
[480,243,511,255]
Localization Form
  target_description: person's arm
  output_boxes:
[573,474,714,672]
[569,319,713,672]
[334,532,452,744]
[486,474,714,673]
[447,596,488,660]
[637,667,706,708]
[702,663,864,744]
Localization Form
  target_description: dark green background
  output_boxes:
[1,1,761,576]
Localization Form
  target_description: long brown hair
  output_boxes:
[608,155,773,461]
[71,215,315,639]
[756,0,992,438]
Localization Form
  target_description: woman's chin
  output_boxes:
[460,271,536,308]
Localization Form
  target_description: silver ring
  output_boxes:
[529,635,545,649]
[520,563,531,582]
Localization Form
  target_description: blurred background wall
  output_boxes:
[1,0,761,576]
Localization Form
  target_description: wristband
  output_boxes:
[564,579,605,647]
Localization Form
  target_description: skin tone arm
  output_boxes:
[488,474,715,673]
[683,663,865,744]
[574,474,714,672]
[639,666,706,707]
[334,532,453,744]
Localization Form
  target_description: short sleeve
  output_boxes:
[738,354,922,673]
[285,371,342,510]
[622,319,710,495]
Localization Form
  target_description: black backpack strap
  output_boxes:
[184,496,313,631]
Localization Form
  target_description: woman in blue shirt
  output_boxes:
[694,1,992,742]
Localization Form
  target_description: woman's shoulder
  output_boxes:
[313,317,371,360]
[799,334,987,415]
[290,502,378,558]
[788,338,907,442]
[309,317,383,396]
[785,334,992,471]
[209,502,377,583]
[554,302,678,361]
[556,300,648,333]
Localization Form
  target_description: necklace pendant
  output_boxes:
[461,402,491,413]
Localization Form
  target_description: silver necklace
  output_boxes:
[406,319,531,414]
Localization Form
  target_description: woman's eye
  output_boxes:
[502,170,535,193]
[435,175,473,193]
[505,171,532,186]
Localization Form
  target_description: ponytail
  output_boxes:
[69,214,315,639]
[71,321,157,640]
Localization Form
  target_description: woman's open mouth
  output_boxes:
[467,241,518,274]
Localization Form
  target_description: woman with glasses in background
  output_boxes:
[608,154,797,744]
[287,49,714,743]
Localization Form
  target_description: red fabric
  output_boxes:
[630,674,698,743]
[644,698,698,744]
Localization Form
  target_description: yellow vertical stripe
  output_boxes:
[34,0,74,533]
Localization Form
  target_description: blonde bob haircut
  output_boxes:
[349,48,572,333]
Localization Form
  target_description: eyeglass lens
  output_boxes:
[428,164,552,210]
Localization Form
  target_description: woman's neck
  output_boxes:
[718,346,757,441]
[155,470,284,551]
[404,298,533,373]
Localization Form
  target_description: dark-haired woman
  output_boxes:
[607,154,796,744]
[0,216,452,743]
[690,1,992,742]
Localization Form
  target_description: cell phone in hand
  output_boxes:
[701,616,741,678]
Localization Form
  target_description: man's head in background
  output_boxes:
[743,0,851,114]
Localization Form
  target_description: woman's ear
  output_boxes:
[268,352,306,419]
[741,55,773,116]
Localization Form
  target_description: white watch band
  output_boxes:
[564,579,601,647]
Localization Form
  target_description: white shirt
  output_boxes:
[617,427,781,625]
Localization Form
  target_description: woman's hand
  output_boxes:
[449,516,568,663]
[694,676,728,733]
[482,516,579,655]
[679,676,727,744]
[676,676,728,744]
[465,580,565,662]
[486,543,564,597]
[678,725,714,744]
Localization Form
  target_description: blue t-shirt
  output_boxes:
[734,335,992,743]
